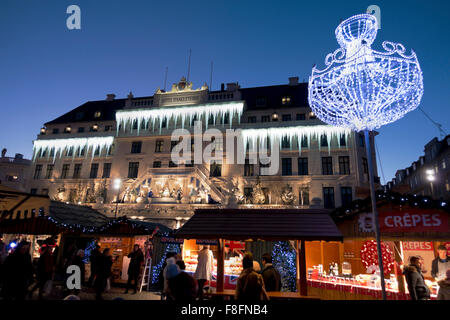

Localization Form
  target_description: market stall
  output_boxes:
[176,208,343,298]
[307,191,450,300]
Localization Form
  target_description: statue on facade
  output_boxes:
[280,184,296,205]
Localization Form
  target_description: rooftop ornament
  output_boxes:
[308,14,423,300]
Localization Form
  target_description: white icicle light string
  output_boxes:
[240,125,351,154]
[115,101,244,135]
[32,136,115,162]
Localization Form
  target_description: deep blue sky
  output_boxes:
[1,0,449,183]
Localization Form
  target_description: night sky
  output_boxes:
[1,0,449,183]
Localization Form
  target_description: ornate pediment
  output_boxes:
[154,76,209,107]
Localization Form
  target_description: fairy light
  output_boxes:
[308,14,423,131]
[116,101,244,134]
[32,136,114,161]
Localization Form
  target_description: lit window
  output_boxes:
[282,96,291,105]
[94,111,101,118]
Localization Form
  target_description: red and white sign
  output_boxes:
[378,209,449,233]
[402,241,434,251]
[402,241,435,277]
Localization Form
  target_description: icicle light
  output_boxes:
[241,125,351,154]
[32,136,114,161]
[115,101,244,134]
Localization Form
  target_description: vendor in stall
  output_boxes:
[224,244,240,260]
[431,245,450,281]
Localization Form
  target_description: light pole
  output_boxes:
[426,169,435,197]
[309,14,424,300]
[113,178,122,218]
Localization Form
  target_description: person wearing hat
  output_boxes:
[437,269,450,300]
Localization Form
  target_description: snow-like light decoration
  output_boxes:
[32,136,114,162]
[115,101,244,134]
[308,14,423,131]
[360,240,394,275]
[240,125,351,154]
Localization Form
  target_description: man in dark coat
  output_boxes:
[167,260,197,302]
[94,248,114,300]
[261,253,281,291]
[88,244,101,287]
[403,256,431,300]
[235,253,269,302]
[124,244,144,294]
[2,241,33,300]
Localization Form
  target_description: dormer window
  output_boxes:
[256,96,267,106]
[40,127,46,135]
[94,111,101,118]
[309,112,316,119]
[282,96,291,105]
[91,124,99,132]
[64,126,72,133]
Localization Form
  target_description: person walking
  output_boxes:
[94,248,113,300]
[28,245,54,299]
[437,269,450,300]
[124,244,144,294]
[403,256,431,300]
[261,253,281,292]
[235,253,269,302]
[2,241,33,300]
[167,260,197,302]
[194,245,214,300]
[431,245,450,281]
[87,244,101,287]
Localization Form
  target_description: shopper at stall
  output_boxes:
[235,253,269,302]
[2,240,33,300]
[162,255,177,300]
[261,253,281,292]
[194,245,214,300]
[72,249,86,287]
[88,244,101,287]
[168,262,197,302]
[404,256,431,300]
[28,245,54,299]
[124,244,144,294]
[94,248,114,300]
[431,245,450,281]
[437,269,450,300]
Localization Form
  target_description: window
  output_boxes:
[244,159,254,176]
[33,165,42,179]
[94,147,100,157]
[78,127,85,133]
[322,157,333,175]
[52,128,59,134]
[282,114,292,122]
[169,161,178,167]
[296,113,306,120]
[102,163,111,178]
[132,121,138,130]
[90,163,99,178]
[323,187,335,209]
[61,164,70,179]
[45,164,54,179]
[309,112,316,120]
[247,116,257,123]
[75,112,84,120]
[339,135,347,146]
[41,189,49,196]
[359,134,365,147]
[66,148,73,157]
[339,156,350,175]
[223,114,229,124]
[30,188,37,195]
[128,162,139,179]
[256,96,267,106]
[341,187,352,207]
[281,137,291,149]
[73,164,82,179]
[298,158,308,175]
[299,187,310,206]
[301,137,308,148]
[362,157,368,174]
[261,115,271,122]
[282,158,292,176]
[64,126,72,133]
[259,162,270,176]
[282,96,291,105]
[210,161,222,177]
[131,141,142,154]
[155,140,164,152]
[161,119,167,128]
[212,137,223,151]
[153,161,162,168]
[320,134,329,147]
[79,146,86,156]
[94,111,101,118]
[105,125,112,132]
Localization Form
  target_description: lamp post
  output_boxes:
[113,178,122,218]
[426,169,435,197]
[309,14,423,300]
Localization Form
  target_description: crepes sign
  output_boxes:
[379,209,449,233]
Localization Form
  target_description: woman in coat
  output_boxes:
[403,256,431,300]
[194,245,214,300]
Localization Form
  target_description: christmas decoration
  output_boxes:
[360,240,394,275]
[116,101,244,134]
[151,243,181,285]
[280,184,296,205]
[251,176,266,204]
[272,241,297,292]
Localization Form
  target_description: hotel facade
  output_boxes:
[28,76,379,229]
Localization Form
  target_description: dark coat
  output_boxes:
[168,271,197,302]
[94,255,113,291]
[437,279,450,300]
[127,249,144,276]
[2,251,33,299]
[262,264,281,292]
[72,256,85,284]
[235,267,268,302]
[89,248,101,275]
[431,256,449,279]
[403,264,430,300]
[37,251,54,282]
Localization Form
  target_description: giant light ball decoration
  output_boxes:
[308,14,423,131]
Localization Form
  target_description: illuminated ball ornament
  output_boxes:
[360,240,394,274]
[308,14,423,131]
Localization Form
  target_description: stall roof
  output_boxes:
[175,209,343,241]
[95,216,172,236]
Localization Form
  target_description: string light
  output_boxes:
[308,14,423,131]
[272,241,297,292]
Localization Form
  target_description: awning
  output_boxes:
[175,209,343,241]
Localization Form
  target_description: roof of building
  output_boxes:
[175,208,342,241]
[44,83,310,125]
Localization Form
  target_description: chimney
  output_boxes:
[226,82,239,92]
[106,93,116,101]
[15,153,23,159]
[288,77,299,86]
[221,83,225,91]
